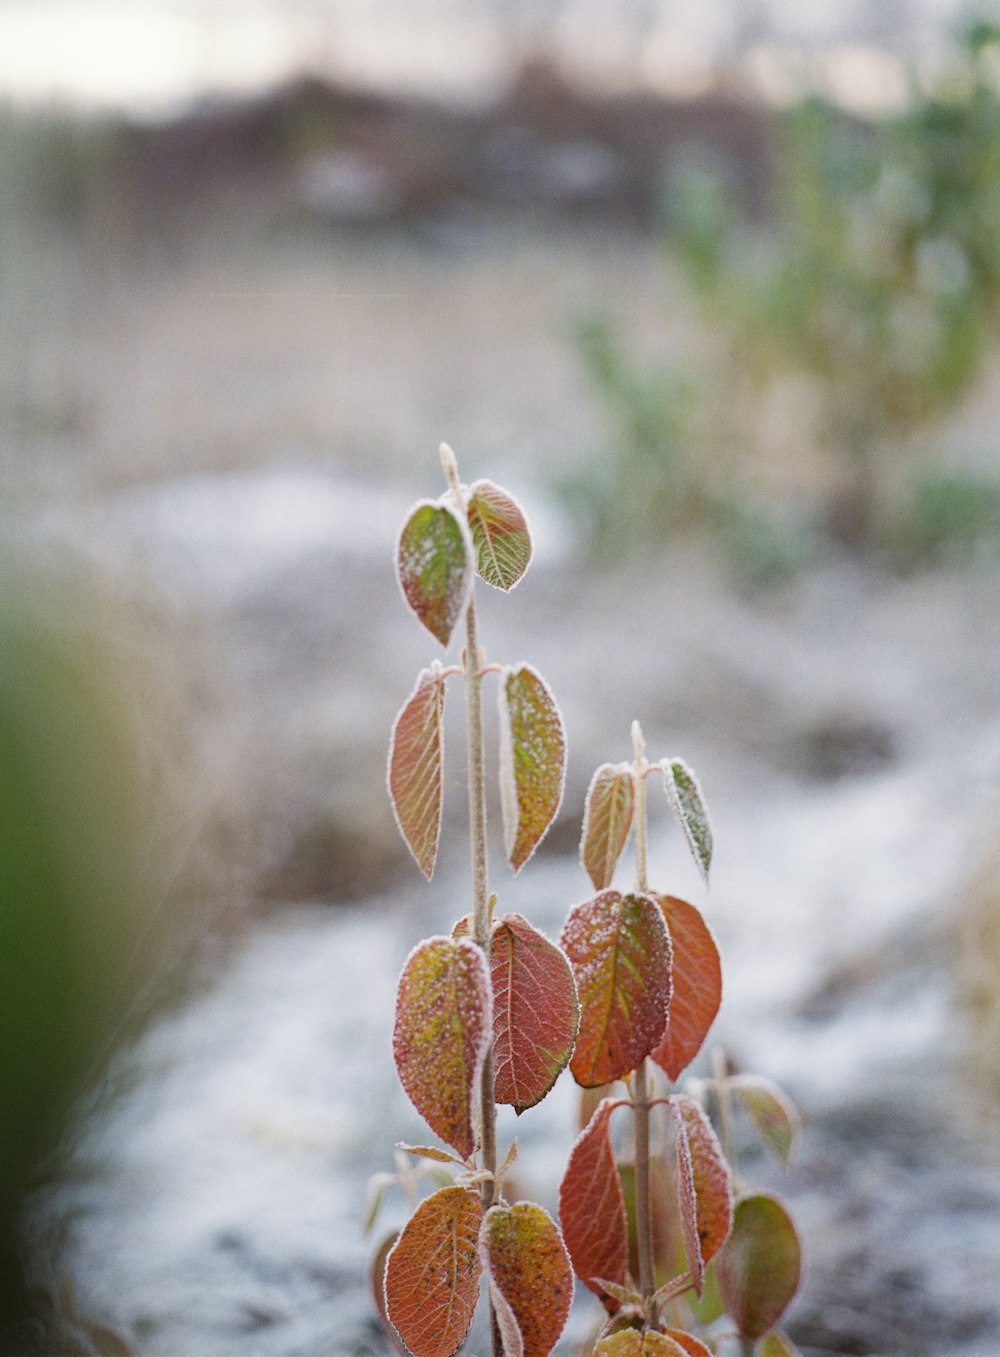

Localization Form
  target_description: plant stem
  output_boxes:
[739,1338,754,1357]
[629,721,657,1318]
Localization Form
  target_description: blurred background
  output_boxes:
[3,2,1000,1354]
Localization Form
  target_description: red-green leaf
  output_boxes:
[717,1193,802,1342]
[561,891,672,1087]
[397,499,473,646]
[594,1332,690,1357]
[732,1075,799,1166]
[558,1098,628,1309]
[499,665,566,873]
[387,667,445,880]
[384,1187,483,1357]
[669,1095,733,1296]
[758,1333,804,1357]
[393,937,491,1158]
[491,914,579,1113]
[650,897,722,1081]
[661,759,713,884]
[466,480,532,591]
[660,1331,714,1357]
[580,763,635,891]
[481,1202,573,1357]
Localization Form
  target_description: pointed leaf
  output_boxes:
[558,1098,628,1309]
[561,891,672,1087]
[732,1075,799,1166]
[393,936,491,1158]
[467,480,532,591]
[490,914,579,1113]
[388,667,446,879]
[661,760,713,884]
[660,1331,714,1357]
[384,1187,484,1357]
[580,763,635,891]
[650,897,722,1081]
[758,1334,804,1357]
[718,1193,801,1342]
[481,1202,573,1357]
[397,499,473,646]
[669,1095,733,1296]
[499,665,566,873]
[594,1332,690,1357]
[396,1143,464,1165]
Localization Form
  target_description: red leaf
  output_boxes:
[561,891,672,1087]
[491,914,579,1113]
[397,499,473,647]
[669,1095,733,1296]
[558,1097,628,1309]
[384,1187,483,1357]
[650,897,722,1081]
[732,1075,799,1166]
[660,1331,714,1357]
[499,665,566,873]
[393,937,491,1158]
[481,1202,573,1357]
[717,1192,802,1342]
[387,667,445,880]
[580,763,635,891]
[594,1332,690,1357]
[466,480,532,591]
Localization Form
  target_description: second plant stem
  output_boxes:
[631,721,658,1322]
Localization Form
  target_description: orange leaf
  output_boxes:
[466,480,532,590]
[717,1193,802,1342]
[561,891,672,1087]
[580,763,635,891]
[384,1187,484,1357]
[660,1329,714,1357]
[732,1075,799,1166]
[491,914,579,1113]
[594,1331,690,1357]
[370,1231,406,1355]
[396,499,473,647]
[393,936,491,1157]
[650,897,722,1081]
[499,665,566,873]
[387,667,445,880]
[558,1097,628,1309]
[481,1202,573,1357]
[669,1095,733,1296]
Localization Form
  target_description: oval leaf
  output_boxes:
[387,667,446,880]
[561,891,672,1087]
[491,914,579,1113]
[732,1075,799,1167]
[661,759,713,884]
[717,1193,802,1342]
[580,763,635,891]
[467,480,532,590]
[393,937,491,1158]
[558,1098,628,1309]
[594,1332,690,1357]
[384,1187,484,1357]
[499,665,566,873]
[397,499,473,646]
[660,1331,714,1357]
[759,1334,804,1357]
[650,897,722,1081]
[669,1095,733,1296]
[481,1202,573,1357]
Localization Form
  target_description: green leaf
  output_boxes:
[561,891,672,1087]
[384,1187,483,1357]
[466,479,532,590]
[650,896,722,1081]
[594,1331,691,1357]
[396,499,473,646]
[392,936,491,1158]
[661,759,713,884]
[580,763,635,891]
[387,666,446,880]
[499,665,566,873]
[481,1202,573,1357]
[669,1094,733,1296]
[732,1075,800,1167]
[758,1333,804,1357]
[558,1097,629,1310]
[717,1193,802,1342]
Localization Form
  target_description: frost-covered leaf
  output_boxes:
[466,480,532,591]
[396,1143,464,1165]
[387,667,445,879]
[650,897,722,1082]
[661,760,713,884]
[499,665,566,873]
[717,1193,802,1342]
[491,914,579,1113]
[481,1202,573,1357]
[558,1098,628,1309]
[384,1187,483,1357]
[659,1330,714,1357]
[396,499,473,646]
[758,1334,804,1357]
[371,1230,404,1351]
[669,1095,733,1296]
[393,937,491,1158]
[732,1075,799,1167]
[580,763,635,891]
[561,891,672,1087]
[594,1331,690,1357]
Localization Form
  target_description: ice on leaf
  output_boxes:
[661,759,713,884]
[466,479,532,591]
[580,763,635,891]
[384,1187,483,1357]
[387,667,445,879]
[396,499,473,646]
[481,1202,573,1357]
[499,665,566,873]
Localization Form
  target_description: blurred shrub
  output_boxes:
[899,464,1000,561]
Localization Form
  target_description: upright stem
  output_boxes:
[630,722,657,1319]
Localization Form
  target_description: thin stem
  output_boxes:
[629,721,657,1316]
[632,720,649,894]
[739,1339,755,1357]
